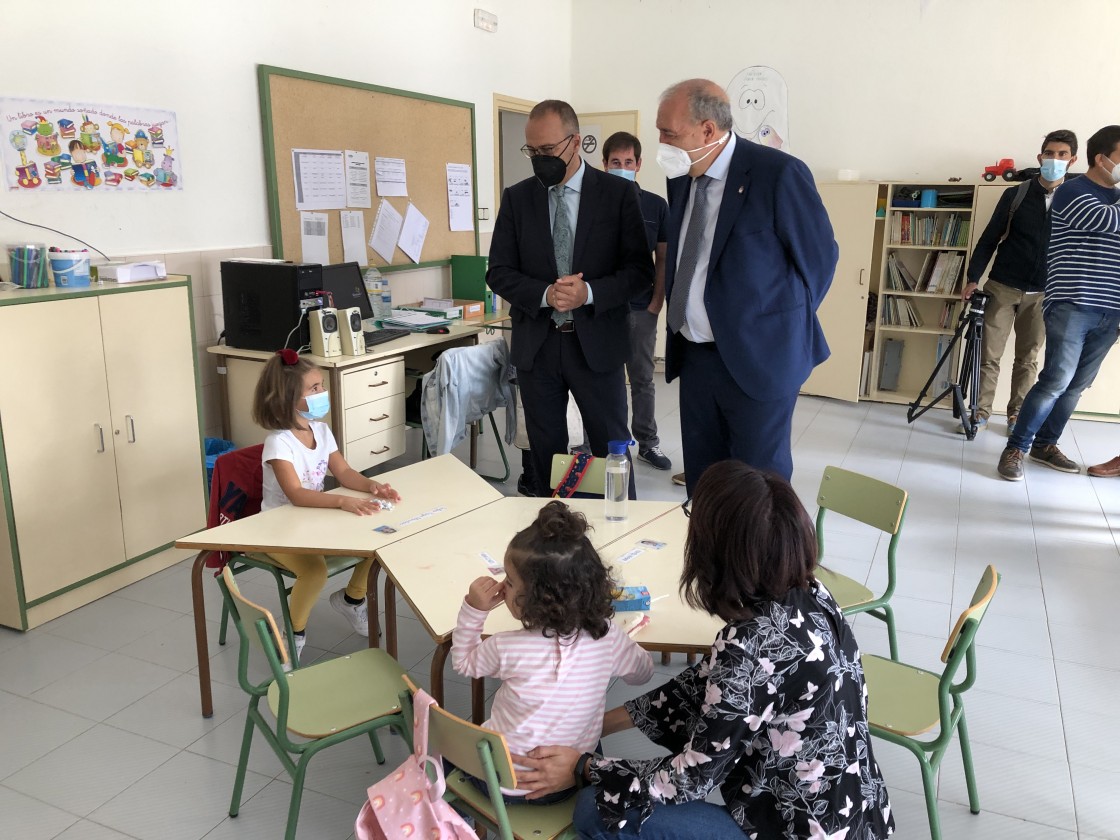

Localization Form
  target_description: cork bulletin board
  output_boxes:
[258,65,480,271]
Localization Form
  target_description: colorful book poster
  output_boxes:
[1,97,181,192]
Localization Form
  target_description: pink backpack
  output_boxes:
[356,687,477,840]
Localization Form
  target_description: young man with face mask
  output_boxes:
[962,129,1078,436]
[997,124,1120,481]
[487,101,653,497]
[656,79,837,492]
[601,131,672,473]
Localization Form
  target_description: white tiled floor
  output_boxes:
[2,383,1118,839]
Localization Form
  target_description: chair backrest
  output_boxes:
[816,466,908,534]
[401,675,518,790]
[205,444,265,570]
[549,454,607,496]
[941,564,999,665]
[219,565,290,671]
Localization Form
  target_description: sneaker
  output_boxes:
[1089,455,1120,477]
[291,632,306,665]
[671,472,686,486]
[638,446,672,470]
[955,416,987,435]
[1029,444,1081,474]
[330,589,369,636]
[1006,413,1018,436]
[997,447,1024,481]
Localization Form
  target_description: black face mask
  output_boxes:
[531,153,568,188]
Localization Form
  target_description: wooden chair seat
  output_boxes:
[862,653,941,737]
[268,647,406,738]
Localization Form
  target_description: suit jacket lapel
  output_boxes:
[571,167,597,271]
[531,182,557,277]
[709,137,752,273]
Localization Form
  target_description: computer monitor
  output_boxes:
[320,262,373,320]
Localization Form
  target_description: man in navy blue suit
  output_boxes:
[657,79,837,492]
[488,100,652,497]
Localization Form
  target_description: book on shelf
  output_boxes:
[860,350,872,397]
[939,301,960,329]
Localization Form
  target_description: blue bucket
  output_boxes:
[49,253,91,287]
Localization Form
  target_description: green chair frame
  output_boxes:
[815,465,909,660]
[400,676,577,840]
[863,564,1000,840]
[217,567,411,840]
[217,551,366,664]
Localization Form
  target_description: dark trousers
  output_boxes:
[679,339,797,494]
[517,327,635,498]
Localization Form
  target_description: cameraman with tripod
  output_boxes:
[962,130,1078,435]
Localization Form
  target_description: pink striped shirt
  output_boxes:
[452,601,653,787]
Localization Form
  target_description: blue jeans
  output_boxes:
[1008,302,1120,453]
[572,787,745,839]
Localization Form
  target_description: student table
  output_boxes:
[374,497,688,721]
[177,454,503,717]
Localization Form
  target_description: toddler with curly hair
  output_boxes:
[451,500,653,803]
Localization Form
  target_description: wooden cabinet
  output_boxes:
[803,183,879,401]
[0,280,204,629]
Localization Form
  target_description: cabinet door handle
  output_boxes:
[368,381,388,388]
[370,445,391,455]
[94,423,106,453]
[858,268,866,286]
[369,413,390,422]
[126,415,136,443]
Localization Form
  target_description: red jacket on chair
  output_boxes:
[204,444,264,571]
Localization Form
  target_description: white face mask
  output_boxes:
[1101,154,1120,185]
[656,133,729,178]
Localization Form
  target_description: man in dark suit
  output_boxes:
[488,100,653,497]
[657,79,837,492]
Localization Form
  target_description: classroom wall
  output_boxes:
[0,0,570,259]
[571,0,1115,189]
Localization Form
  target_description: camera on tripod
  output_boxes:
[964,289,990,320]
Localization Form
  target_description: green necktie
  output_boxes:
[552,185,573,326]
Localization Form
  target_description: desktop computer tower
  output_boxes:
[220,261,324,351]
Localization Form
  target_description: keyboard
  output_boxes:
[364,327,412,348]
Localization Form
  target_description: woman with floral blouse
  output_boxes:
[514,461,895,839]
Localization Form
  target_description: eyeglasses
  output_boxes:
[681,497,691,518]
[520,134,574,159]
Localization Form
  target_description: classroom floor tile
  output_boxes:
[1,393,1117,838]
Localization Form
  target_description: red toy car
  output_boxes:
[983,158,1017,182]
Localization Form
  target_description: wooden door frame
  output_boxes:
[492,93,536,219]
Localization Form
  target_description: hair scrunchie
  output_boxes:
[276,348,299,366]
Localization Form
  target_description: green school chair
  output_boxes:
[401,675,577,840]
[815,465,909,660]
[862,564,1000,840]
[218,567,410,840]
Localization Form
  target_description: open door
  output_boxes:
[574,110,640,170]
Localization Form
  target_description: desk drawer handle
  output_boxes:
[126,415,136,443]
[94,423,105,453]
[369,414,390,422]
[370,445,391,455]
[368,381,389,388]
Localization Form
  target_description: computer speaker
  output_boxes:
[309,307,342,357]
[339,307,365,356]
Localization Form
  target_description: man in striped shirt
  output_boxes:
[998,125,1120,481]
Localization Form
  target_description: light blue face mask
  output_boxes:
[1040,158,1068,181]
[607,167,637,181]
[297,390,330,421]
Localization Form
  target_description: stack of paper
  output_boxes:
[98,261,167,283]
[382,309,451,331]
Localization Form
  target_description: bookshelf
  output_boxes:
[866,183,975,404]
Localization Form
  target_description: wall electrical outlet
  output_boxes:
[473,8,498,32]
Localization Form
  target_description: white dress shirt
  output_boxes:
[678,132,736,343]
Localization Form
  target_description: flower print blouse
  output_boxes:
[587,581,894,839]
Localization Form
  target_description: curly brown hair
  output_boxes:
[680,460,817,623]
[505,501,616,640]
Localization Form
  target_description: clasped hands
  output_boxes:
[547,272,587,312]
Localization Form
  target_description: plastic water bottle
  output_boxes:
[362,266,389,322]
[605,439,635,522]
[380,277,393,319]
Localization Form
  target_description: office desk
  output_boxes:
[375,497,680,721]
[177,454,503,717]
[209,311,511,466]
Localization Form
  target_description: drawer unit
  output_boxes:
[348,426,407,472]
[343,394,404,444]
[342,359,404,408]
